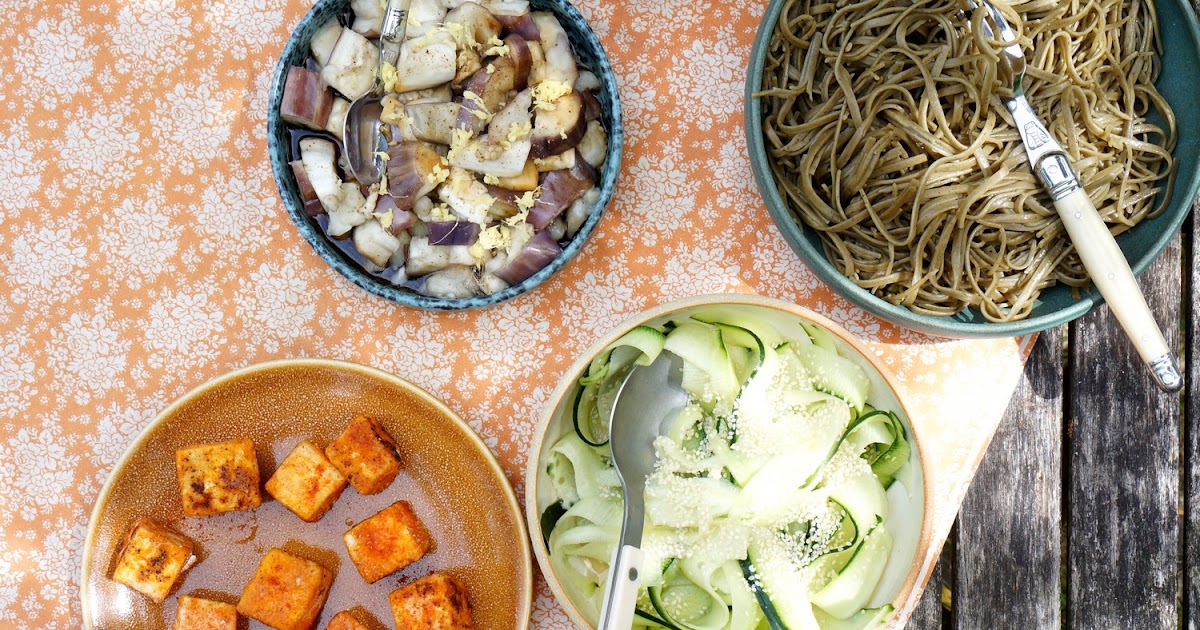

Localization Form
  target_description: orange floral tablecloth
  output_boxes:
[0,0,1030,627]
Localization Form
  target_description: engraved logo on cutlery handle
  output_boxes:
[1023,122,1049,149]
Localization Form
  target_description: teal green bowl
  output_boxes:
[269,0,622,310]
[746,0,1200,338]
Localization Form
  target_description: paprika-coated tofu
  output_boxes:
[388,573,474,630]
[266,440,348,522]
[173,595,238,630]
[237,548,333,630]
[175,439,263,516]
[325,415,402,495]
[325,610,371,630]
[343,500,432,583]
[111,518,197,603]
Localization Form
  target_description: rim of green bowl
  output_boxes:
[745,0,1200,338]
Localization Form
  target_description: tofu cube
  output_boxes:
[325,610,371,630]
[265,440,348,522]
[343,501,432,583]
[388,573,474,630]
[173,595,238,630]
[111,518,196,603]
[175,439,263,517]
[325,415,402,495]
[237,548,333,630]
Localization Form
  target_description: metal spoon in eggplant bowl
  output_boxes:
[343,0,412,186]
[597,352,689,630]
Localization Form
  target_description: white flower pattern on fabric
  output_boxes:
[467,299,551,384]
[374,319,457,396]
[0,337,36,417]
[613,65,659,141]
[0,127,46,220]
[751,226,823,300]
[708,136,760,212]
[4,226,89,305]
[463,398,503,459]
[828,305,883,343]
[233,262,316,353]
[561,269,646,340]
[531,574,575,629]
[567,1,614,39]
[247,68,274,140]
[658,245,743,300]
[141,290,226,371]
[48,308,131,405]
[98,190,183,289]
[0,557,23,623]
[89,398,164,471]
[111,0,193,75]
[504,385,550,469]
[625,0,710,31]
[56,112,142,194]
[669,30,745,131]
[204,0,284,60]
[154,81,235,175]
[193,175,278,251]
[625,142,699,246]
[12,12,97,108]
[37,517,87,619]
[3,423,78,521]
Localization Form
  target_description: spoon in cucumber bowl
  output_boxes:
[598,352,689,630]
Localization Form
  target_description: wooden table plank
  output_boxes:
[1186,208,1199,630]
[908,559,945,629]
[1178,5,1198,628]
[1067,234,1183,629]
[954,328,1064,629]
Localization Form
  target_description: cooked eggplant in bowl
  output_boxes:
[268,0,621,308]
[526,295,933,629]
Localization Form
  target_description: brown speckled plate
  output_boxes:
[81,359,531,630]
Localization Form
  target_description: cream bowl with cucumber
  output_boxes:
[525,295,932,630]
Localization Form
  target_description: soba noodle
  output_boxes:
[759,0,1176,321]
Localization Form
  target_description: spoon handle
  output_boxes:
[1053,186,1183,391]
[378,0,413,68]
[597,545,644,630]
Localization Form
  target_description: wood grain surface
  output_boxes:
[956,328,1063,629]
[1187,208,1199,630]
[1066,233,1181,629]
[921,232,1190,630]
[908,554,944,628]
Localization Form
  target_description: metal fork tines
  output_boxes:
[963,0,1076,197]
[969,1,1025,88]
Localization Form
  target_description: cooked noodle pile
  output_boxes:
[759,0,1176,321]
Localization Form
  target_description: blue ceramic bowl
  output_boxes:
[746,0,1200,338]
[269,0,622,310]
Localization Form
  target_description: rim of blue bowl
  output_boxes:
[268,0,623,310]
[745,0,1200,338]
